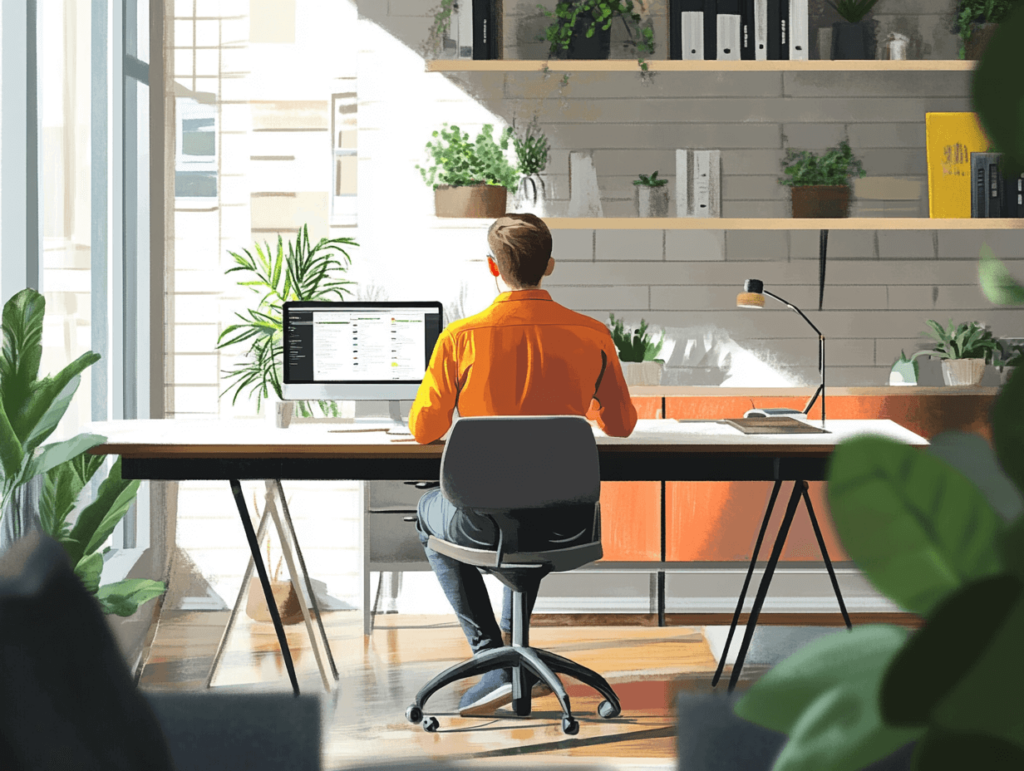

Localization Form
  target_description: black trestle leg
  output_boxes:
[712,480,782,687]
[801,486,852,629]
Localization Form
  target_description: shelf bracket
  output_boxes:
[818,229,828,311]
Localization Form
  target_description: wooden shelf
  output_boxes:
[535,218,1024,230]
[427,60,976,73]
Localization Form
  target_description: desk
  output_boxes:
[87,418,927,692]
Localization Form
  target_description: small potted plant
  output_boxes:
[634,171,670,217]
[417,123,520,218]
[608,313,665,386]
[954,0,1019,60]
[992,339,1024,384]
[778,139,866,218]
[827,0,882,60]
[911,319,1000,387]
[511,117,550,215]
[540,0,655,69]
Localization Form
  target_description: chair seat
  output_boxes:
[426,535,602,572]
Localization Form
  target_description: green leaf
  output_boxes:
[925,432,1024,522]
[66,456,138,565]
[96,578,166,616]
[74,551,104,595]
[911,728,1024,771]
[0,395,24,483]
[826,436,1006,616]
[735,626,921,771]
[972,5,1024,178]
[992,354,1024,498]
[998,515,1024,583]
[24,433,107,486]
[880,574,1022,727]
[0,288,46,408]
[19,362,96,456]
[979,245,1024,305]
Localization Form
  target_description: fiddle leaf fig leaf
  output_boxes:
[826,436,1005,616]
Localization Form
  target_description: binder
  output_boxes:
[754,0,768,60]
[456,0,473,59]
[693,150,722,218]
[740,0,756,60]
[1005,168,1024,217]
[970,152,1024,218]
[670,0,681,59]
[472,0,502,60]
[789,0,807,60]
[925,112,990,218]
[767,0,788,60]
[717,0,741,60]
[704,0,718,60]
[678,0,705,60]
[676,149,691,216]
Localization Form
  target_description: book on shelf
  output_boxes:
[766,0,789,60]
[676,149,690,216]
[472,0,502,60]
[753,0,768,60]
[740,0,755,60]
[925,112,991,218]
[970,152,1024,218]
[789,0,807,60]
[456,1,473,59]
[670,0,707,60]
[704,0,718,60]
[693,149,722,218]
[717,0,742,60]
[1006,168,1024,217]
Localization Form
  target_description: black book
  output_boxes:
[670,0,682,59]
[717,0,742,59]
[472,0,502,60]
[1004,167,1024,217]
[704,0,718,60]
[971,152,1003,218]
[767,0,788,60]
[740,0,756,60]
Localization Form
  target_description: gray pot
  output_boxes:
[0,474,44,555]
[636,185,669,217]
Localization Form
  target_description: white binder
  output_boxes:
[682,10,704,60]
[789,0,808,60]
[693,150,722,218]
[717,8,742,60]
[456,1,473,59]
[754,0,768,61]
[676,149,691,217]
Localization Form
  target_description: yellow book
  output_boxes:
[926,112,992,218]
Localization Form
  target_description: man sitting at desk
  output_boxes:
[408,212,638,716]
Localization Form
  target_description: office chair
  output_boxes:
[404,415,622,735]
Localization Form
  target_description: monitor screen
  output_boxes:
[282,301,444,401]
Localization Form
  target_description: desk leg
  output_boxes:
[727,481,804,692]
[801,486,852,629]
[712,480,782,688]
[230,479,300,696]
[273,481,340,680]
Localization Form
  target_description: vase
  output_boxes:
[790,185,851,218]
[621,360,663,386]
[434,184,507,218]
[941,358,986,387]
[564,16,612,60]
[511,175,547,216]
[0,475,43,555]
[965,23,998,60]
[264,398,294,429]
[831,21,870,60]
[637,185,670,217]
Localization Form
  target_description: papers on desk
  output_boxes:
[723,417,830,434]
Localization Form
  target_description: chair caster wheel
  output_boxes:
[422,716,440,732]
[561,716,579,735]
[406,705,422,724]
[598,700,620,719]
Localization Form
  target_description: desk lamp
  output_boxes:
[736,279,825,424]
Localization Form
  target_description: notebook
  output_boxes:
[723,417,830,434]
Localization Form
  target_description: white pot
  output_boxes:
[941,358,985,387]
[636,185,670,218]
[621,360,664,387]
[510,175,547,216]
[264,398,295,428]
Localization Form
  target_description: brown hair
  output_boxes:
[486,213,552,289]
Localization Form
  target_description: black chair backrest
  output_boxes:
[440,416,600,513]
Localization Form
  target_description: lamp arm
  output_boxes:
[762,290,823,337]
[761,290,825,423]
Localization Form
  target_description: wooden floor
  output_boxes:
[139,610,770,770]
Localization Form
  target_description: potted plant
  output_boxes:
[217,224,358,419]
[888,350,919,386]
[511,116,551,215]
[827,0,882,60]
[912,319,1000,387]
[540,0,655,69]
[778,140,866,218]
[633,170,669,217]
[417,124,520,218]
[954,0,1021,60]
[608,313,665,386]
[425,0,459,59]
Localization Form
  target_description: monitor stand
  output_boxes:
[386,400,412,436]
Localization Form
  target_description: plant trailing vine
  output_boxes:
[217,225,357,417]
[539,0,655,72]
[778,140,867,187]
[512,117,550,204]
[425,0,458,57]
[417,124,521,191]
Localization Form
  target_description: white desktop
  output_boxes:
[282,301,444,434]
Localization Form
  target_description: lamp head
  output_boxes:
[737,279,765,309]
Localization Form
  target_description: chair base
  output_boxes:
[406,643,621,734]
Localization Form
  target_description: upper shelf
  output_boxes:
[434,218,1024,230]
[427,60,976,73]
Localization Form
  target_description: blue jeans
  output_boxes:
[416,489,542,654]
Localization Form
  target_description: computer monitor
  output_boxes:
[282,301,444,432]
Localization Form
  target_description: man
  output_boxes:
[408,213,637,716]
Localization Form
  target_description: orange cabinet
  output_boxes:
[598,396,661,562]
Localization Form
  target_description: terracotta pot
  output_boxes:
[434,184,507,218]
[245,577,304,625]
[622,360,664,386]
[941,358,986,387]
[790,185,851,218]
[966,23,998,61]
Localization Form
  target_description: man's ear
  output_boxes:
[544,257,555,277]
[488,257,501,277]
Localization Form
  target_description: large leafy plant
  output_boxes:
[954,0,1022,58]
[608,313,664,363]
[216,224,357,416]
[417,124,520,191]
[911,318,1001,362]
[512,117,550,206]
[539,0,655,70]
[778,140,867,187]
[733,265,1024,767]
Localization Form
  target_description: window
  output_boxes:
[175,97,217,197]
[331,89,357,225]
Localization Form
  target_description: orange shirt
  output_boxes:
[409,289,638,444]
